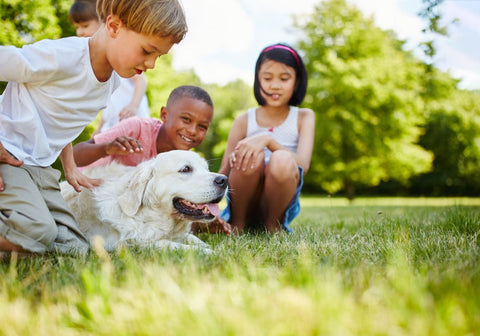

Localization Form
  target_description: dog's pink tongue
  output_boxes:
[206,203,220,217]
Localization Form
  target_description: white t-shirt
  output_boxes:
[0,37,120,166]
[246,106,299,162]
[100,77,150,133]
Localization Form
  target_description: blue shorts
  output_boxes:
[220,167,304,233]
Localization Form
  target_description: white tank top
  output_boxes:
[246,106,299,162]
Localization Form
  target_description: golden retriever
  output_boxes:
[60,150,227,253]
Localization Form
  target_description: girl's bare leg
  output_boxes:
[260,151,299,233]
[228,156,265,234]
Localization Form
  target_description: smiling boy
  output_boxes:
[73,85,214,168]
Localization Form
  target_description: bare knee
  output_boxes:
[266,151,298,183]
[232,151,266,178]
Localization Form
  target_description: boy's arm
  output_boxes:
[60,144,102,192]
[0,141,24,192]
[73,136,144,167]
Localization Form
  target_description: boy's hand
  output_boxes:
[61,143,101,192]
[0,141,23,192]
[64,166,102,192]
[106,136,144,156]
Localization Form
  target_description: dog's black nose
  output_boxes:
[214,175,228,189]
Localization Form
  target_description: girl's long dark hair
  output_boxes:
[253,43,308,106]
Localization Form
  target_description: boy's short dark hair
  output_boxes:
[253,43,308,106]
[167,85,213,108]
[69,0,98,24]
[96,0,187,44]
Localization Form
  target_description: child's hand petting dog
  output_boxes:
[64,166,102,192]
[106,136,144,156]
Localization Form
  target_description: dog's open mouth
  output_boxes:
[173,197,221,220]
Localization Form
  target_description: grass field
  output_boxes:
[1,197,479,335]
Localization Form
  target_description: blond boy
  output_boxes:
[0,0,187,256]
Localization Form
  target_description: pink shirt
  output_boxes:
[85,117,162,169]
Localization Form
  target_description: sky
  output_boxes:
[170,0,480,90]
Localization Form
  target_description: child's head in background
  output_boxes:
[253,43,308,107]
[69,0,100,37]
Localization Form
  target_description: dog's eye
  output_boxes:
[179,165,193,173]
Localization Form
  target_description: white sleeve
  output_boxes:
[0,41,58,84]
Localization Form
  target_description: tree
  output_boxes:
[412,89,480,195]
[418,0,451,62]
[412,0,480,195]
[296,0,432,198]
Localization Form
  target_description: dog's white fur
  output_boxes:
[60,150,227,253]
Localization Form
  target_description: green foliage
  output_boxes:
[418,0,449,60]
[297,0,432,197]
[1,198,479,334]
[0,0,63,46]
[412,90,480,195]
[51,0,77,38]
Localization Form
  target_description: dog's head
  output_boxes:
[117,150,228,221]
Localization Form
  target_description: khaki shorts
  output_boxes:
[0,163,89,256]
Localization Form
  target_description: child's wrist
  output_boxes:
[104,143,111,156]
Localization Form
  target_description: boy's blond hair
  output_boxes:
[96,0,187,43]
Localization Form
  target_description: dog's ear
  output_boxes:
[117,161,154,216]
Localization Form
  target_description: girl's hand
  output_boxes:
[231,134,270,171]
[105,136,144,156]
[0,141,23,192]
[119,104,137,121]
[64,166,102,192]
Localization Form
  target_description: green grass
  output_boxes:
[1,197,479,335]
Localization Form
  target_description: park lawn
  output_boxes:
[0,197,479,335]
